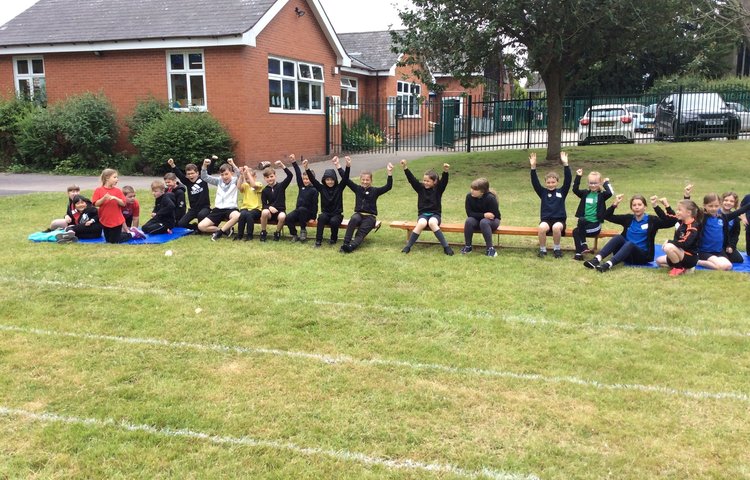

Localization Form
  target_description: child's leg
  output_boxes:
[50,218,68,230]
[275,212,286,232]
[178,209,198,229]
[236,209,248,238]
[286,209,299,236]
[247,210,261,237]
[698,255,732,271]
[551,222,564,247]
[222,210,240,232]
[726,249,744,264]
[329,214,343,243]
[595,235,625,262]
[537,222,550,249]
[351,215,376,250]
[316,213,329,243]
[479,218,499,249]
[404,217,428,250]
[260,209,270,231]
[655,255,669,267]
[428,216,450,249]
[343,213,361,245]
[663,243,684,264]
[197,217,218,233]
[142,219,164,235]
[463,217,479,247]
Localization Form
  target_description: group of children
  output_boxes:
[45,152,750,274]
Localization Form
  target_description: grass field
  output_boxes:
[1,142,749,479]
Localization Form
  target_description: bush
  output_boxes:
[0,96,35,167]
[131,111,234,174]
[126,97,170,141]
[14,106,59,170]
[342,114,385,152]
[55,92,119,169]
[649,75,750,95]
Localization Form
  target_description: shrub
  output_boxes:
[126,97,170,142]
[342,114,386,152]
[14,106,59,170]
[648,75,750,95]
[0,96,35,167]
[55,92,119,169]
[131,111,234,174]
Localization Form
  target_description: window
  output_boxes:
[340,77,358,107]
[396,81,421,117]
[268,57,324,112]
[14,56,46,105]
[167,51,206,110]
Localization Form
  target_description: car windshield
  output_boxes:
[676,94,728,110]
[588,108,625,118]
[626,105,646,113]
[728,102,747,113]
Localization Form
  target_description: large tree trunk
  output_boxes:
[540,68,567,162]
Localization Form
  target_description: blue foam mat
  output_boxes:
[29,227,193,245]
[627,244,750,272]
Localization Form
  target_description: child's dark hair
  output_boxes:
[185,163,198,172]
[163,172,177,181]
[67,185,81,193]
[679,199,703,225]
[702,193,719,206]
[424,169,438,182]
[72,194,91,205]
[630,194,647,207]
[470,178,497,197]
[218,163,232,173]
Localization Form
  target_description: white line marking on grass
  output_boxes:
[1,324,748,404]
[2,276,749,340]
[0,406,538,480]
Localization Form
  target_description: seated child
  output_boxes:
[720,192,743,264]
[655,199,702,276]
[236,165,263,241]
[167,158,211,230]
[55,195,102,243]
[197,157,241,241]
[121,185,140,228]
[142,180,176,235]
[571,168,613,260]
[163,172,186,224]
[400,159,453,255]
[286,155,319,242]
[529,151,571,258]
[47,184,80,231]
[92,169,142,243]
[461,178,501,257]
[260,157,294,241]
[339,158,394,253]
[306,156,349,247]
[692,192,750,271]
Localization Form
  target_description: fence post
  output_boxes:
[587,91,593,141]
[526,93,533,150]
[466,95,473,153]
[395,112,400,152]
[325,97,331,156]
[676,86,684,141]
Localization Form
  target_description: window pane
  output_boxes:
[299,64,311,79]
[188,53,203,70]
[190,75,205,106]
[268,58,280,75]
[31,59,44,74]
[312,66,323,80]
[16,60,29,75]
[311,84,322,110]
[18,79,30,99]
[282,79,295,109]
[340,88,348,105]
[170,74,188,108]
[349,79,356,88]
[269,79,281,107]
[170,54,185,71]
[340,79,350,87]
[347,90,357,106]
[283,61,295,77]
[411,84,420,95]
[298,82,310,110]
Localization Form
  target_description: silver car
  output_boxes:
[577,104,635,146]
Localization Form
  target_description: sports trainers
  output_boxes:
[299,228,307,242]
[130,227,146,239]
[291,235,300,242]
[401,245,411,254]
[233,235,243,242]
[55,231,78,243]
[553,250,563,259]
[668,267,686,277]
[273,231,281,241]
[211,230,223,241]
[486,247,497,257]
[226,227,235,239]
[573,253,583,261]
[460,245,472,255]
[340,243,352,253]
[595,262,611,273]
[537,250,547,258]
[328,238,337,245]
[243,235,252,241]
[443,246,454,256]
[584,258,600,269]
[259,230,267,242]
[314,241,322,248]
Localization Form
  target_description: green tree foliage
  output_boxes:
[394,0,744,161]
[131,112,234,174]
[126,97,170,142]
[0,96,35,167]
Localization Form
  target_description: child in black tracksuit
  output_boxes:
[400,159,453,256]
[167,158,211,230]
[164,172,187,224]
[529,151,572,258]
[655,199,702,276]
[339,158,394,253]
[286,158,319,242]
[585,194,676,272]
[260,157,294,241]
[142,180,176,235]
[307,156,350,247]
[740,193,750,256]
[56,195,103,242]
[571,169,613,260]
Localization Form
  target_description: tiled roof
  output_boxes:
[0,0,278,46]
[337,30,401,72]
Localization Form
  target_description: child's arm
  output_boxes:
[602,177,614,200]
[439,163,450,193]
[400,159,421,192]
[572,168,585,198]
[722,201,750,221]
[528,153,543,196]
[275,160,294,189]
[290,154,304,189]
[603,194,630,226]
[167,158,189,185]
[560,153,572,195]
[200,158,219,185]
[683,184,693,200]
[376,163,394,194]
[340,157,357,191]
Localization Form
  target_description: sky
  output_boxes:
[0,0,412,33]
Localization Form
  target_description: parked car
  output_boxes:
[639,103,657,132]
[654,92,740,141]
[577,104,635,146]
[726,102,750,131]
[623,103,648,132]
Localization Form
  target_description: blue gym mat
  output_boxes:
[628,244,750,272]
[29,227,193,245]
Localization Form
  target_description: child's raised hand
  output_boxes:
[443,163,450,172]
[659,197,669,208]
[650,195,659,207]
[684,183,693,198]
[529,152,537,168]
[345,156,352,167]
[274,160,284,168]
[613,194,624,206]
[400,159,407,169]
[227,158,235,166]
[167,158,175,168]
[386,162,394,174]
[560,151,569,166]
[302,158,309,169]
[576,168,583,176]
[332,156,340,168]
[211,155,218,161]
[604,177,610,183]
[203,158,211,168]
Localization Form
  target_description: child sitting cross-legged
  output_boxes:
[141,180,176,235]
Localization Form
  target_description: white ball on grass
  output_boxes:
[195,307,203,314]
[165,250,173,256]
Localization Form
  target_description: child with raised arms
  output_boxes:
[461,178,501,257]
[339,159,394,253]
[197,157,241,241]
[691,191,750,270]
[259,157,294,241]
[571,168,613,261]
[235,165,264,241]
[529,151,572,258]
[286,155,318,242]
[167,158,211,230]
[655,198,702,276]
[306,156,349,247]
[400,159,453,256]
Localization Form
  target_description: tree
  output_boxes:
[393,0,740,161]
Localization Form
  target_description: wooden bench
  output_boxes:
[389,221,618,251]
[305,218,381,231]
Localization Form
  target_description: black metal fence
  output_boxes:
[325,88,750,154]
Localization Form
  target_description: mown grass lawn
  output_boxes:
[1,141,749,479]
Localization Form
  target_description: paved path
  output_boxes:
[0,151,454,197]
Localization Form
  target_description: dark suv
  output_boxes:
[654,92,740,141]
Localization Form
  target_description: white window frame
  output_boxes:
[340,77,359,109]
[268,56,324,114]
[166,50,207,112]
[13,56,46,103]
[397,81,421,118]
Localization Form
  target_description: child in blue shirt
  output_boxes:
[529,151,571,258]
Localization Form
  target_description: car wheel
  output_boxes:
[728,124,739,140]
[626,138,635,144]
[654,129,664,141]
[577,141,588,146]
